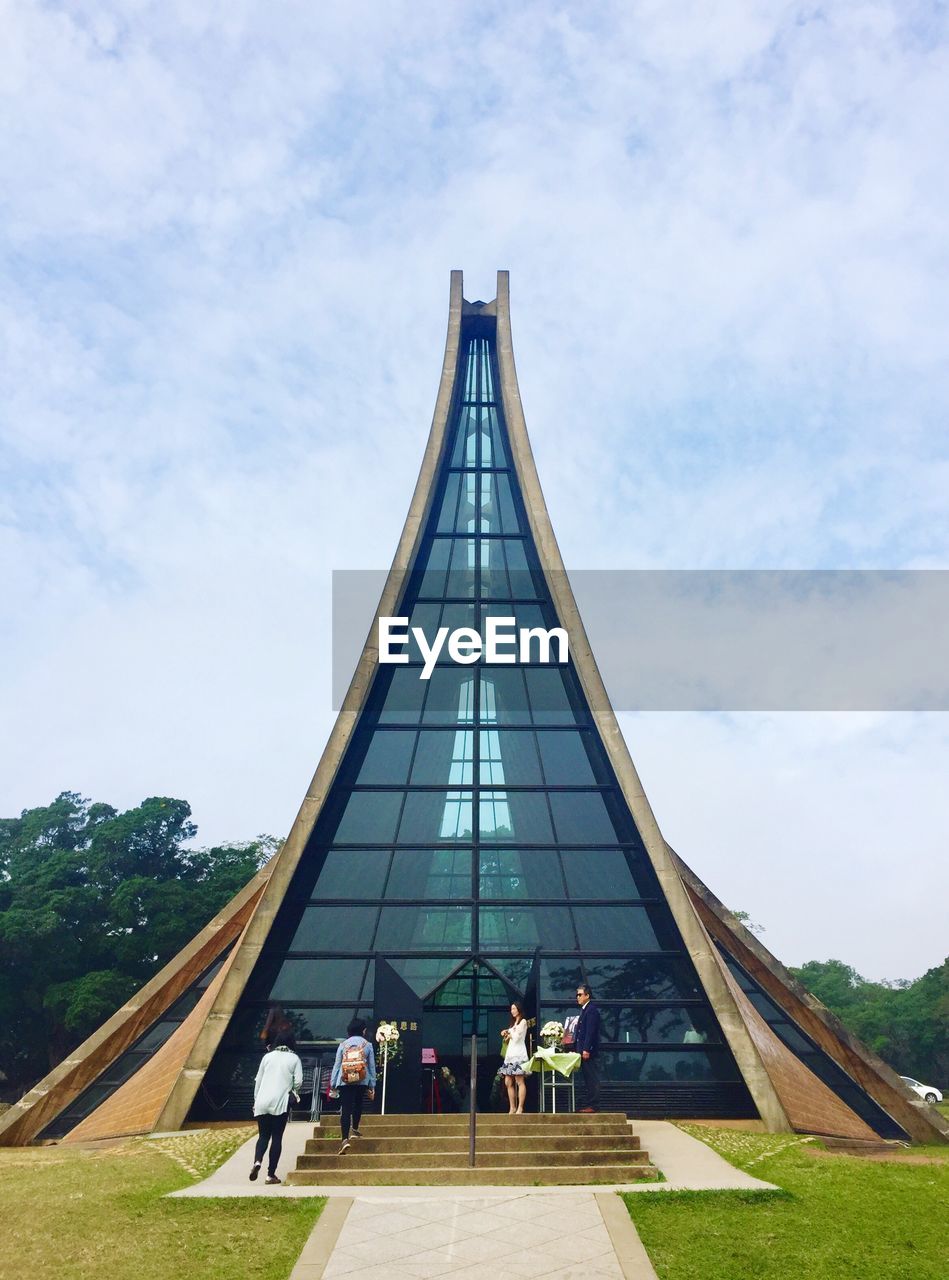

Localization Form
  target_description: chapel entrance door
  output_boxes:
[422,956,528,1111]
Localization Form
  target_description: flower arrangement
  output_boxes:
[540,1020,565,1049]
[375,1021,403,1068]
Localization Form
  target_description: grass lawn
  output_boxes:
[623,1125,948,1280]
[0,1128,324,1280]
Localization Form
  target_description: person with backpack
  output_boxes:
[250,1032,303,1184]
[330,1018,377,1154]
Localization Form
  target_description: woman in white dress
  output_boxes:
[499,1001,531,1115]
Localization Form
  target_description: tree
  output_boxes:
[0,792,277,1095]
[792,957,949,1084]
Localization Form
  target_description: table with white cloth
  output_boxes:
[526,1045,582,1113]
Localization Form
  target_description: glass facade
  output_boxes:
[191,325,755,1117]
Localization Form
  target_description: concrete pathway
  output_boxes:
[625,1120,778,1191]
[165,1120,778,1280]
[288,1190,657,1280]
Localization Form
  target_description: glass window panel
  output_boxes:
[451,405,478,467]
[333,792,402,844]
[602,1049,741,1082]
[494,473,519,534]
[748,991,788,1021]
[560,848,655,899]
[290,1008,374,1042]
[398,790,474,843]
[604,1006,722,1045]
[535,731,602,785]
[479,790,553,842]
[431,976,473,1008]
[96,1051,152,1087]
[480,669,530,724]
[476,971,515,1005]
[464,340,479,400]
[405,603,440,658]
[523,667,584,724]
[572,904,679,952]
[124,1021,177,1057]
[548,791,631,844]
[386,849,472,899]
[354,731,416,785]
[488,957,533,990]
[315,850,390,899]
[446,538,477,597]
[582,958,703,1001]
[769,1021,813,1055]
[479,905,575,951]
[195,956,228,988]
[375,906,472,951]
[436,473,478,534]
[165,987,205,1020]
[268,957,369,1003]
[375,668,428,724]
[480,730,543,785]
[411,729,471,784]
[289,906,379,951]
[403,602,478,661]
[388,956,460,996]
[503,538,536,597]
[447,602,481,645]
[417,538,451,598]
[480,346,496,402]
[538,960,584,997]
[480,603,550,641]
[481,539,538,600]
[484,406,508,467]
[479,848,565,900]
[57,1083,113,1120]
[422,669,475,723]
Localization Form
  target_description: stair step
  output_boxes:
[297,1149,650,1170]
[316,1122,631,1139]
[333,1112,628,1125]
[306,1135,641,1155]
[287,1163,658,1186]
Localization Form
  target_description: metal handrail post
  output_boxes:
[468,1034,477,1167]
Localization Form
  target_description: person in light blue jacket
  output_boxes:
[331,1018,377,1155]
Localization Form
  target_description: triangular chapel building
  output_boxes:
[3,272,945,1148]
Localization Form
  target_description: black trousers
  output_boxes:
[580,1054,601,1109]
[254,1111,288,1175]
[339,1084,367,1140]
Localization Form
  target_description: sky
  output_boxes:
[2,1,947,982]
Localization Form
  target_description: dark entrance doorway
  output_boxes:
[421,956,532,1112]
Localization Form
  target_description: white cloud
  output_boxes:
[2,0,948,979]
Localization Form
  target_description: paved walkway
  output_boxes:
[289,1190,655,1280]
[165,1121,777,1279]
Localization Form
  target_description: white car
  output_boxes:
[900,1075,943,1105]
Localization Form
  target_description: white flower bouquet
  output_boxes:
[540,1020,565,1049]
[375,1020,404,1068]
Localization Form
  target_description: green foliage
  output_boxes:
[792,957,949,1083]
[0,791,278,1093]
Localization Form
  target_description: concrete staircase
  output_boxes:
[287,1112,657,1186]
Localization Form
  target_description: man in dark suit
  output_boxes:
[574,983,601,1112]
